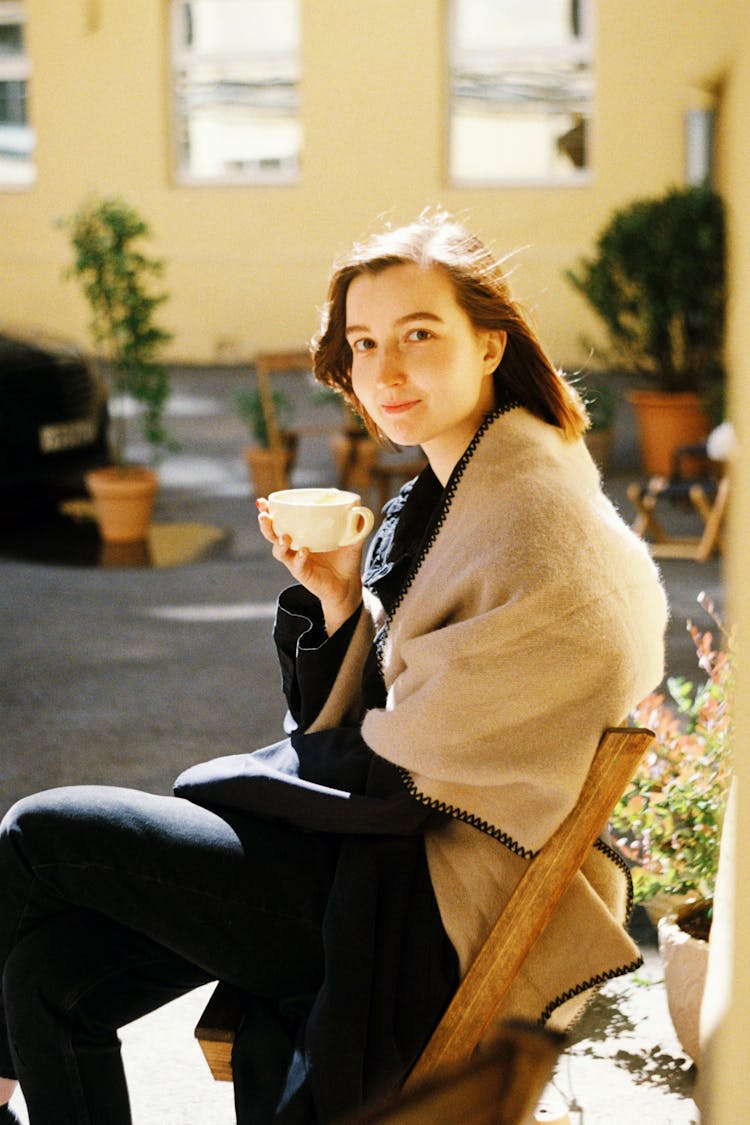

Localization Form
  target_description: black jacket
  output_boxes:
[175,471,458,1122]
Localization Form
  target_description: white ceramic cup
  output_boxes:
[267,488,375,552]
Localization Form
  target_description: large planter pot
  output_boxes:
[657,897,712,1066]
[639,884,700,926]
[85,465,159,544]
[627,389,711,477]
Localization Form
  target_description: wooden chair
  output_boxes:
[195,727,654,1110]
[253,350,426,506]
[332,427,427,509]
[627,442,729,562]
[253,350,313,493]
[339,1021,567,1125]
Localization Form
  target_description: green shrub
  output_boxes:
[566,185,726,397]
[611,593,734,903]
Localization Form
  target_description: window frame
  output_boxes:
[168,0,302,188]
[0,0,35,190]
[445,0,596,189]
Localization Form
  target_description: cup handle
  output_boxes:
[340,505,375,547]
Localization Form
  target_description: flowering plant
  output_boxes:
[610,592,734,904]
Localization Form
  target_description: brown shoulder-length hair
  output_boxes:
[312,210,588,442]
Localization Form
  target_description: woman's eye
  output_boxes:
[352,338,375,353]
[407,328,433,342]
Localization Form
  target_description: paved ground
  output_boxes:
[0,367,722,1123]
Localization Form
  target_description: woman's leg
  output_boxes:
[0,785,339,1123]
[3,908,220,1125]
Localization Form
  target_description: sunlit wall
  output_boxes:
[0,0,737,366]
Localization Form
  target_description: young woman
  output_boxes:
[0,212,667,1124]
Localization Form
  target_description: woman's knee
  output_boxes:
[1,788,71,846]
[0,791,54,865]
[0,787,116,874]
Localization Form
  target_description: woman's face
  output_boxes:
[345,263,505,484]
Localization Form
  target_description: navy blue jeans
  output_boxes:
[0,786,340,1125]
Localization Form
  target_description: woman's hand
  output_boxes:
[257,499,364,636]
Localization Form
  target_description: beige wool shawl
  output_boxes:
[309,406,668,1029]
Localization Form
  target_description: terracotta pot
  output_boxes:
[642,887,699,926]
[243,442,296,500]
[85,466,159,544]
[657,898,712,1065]
[627,389,710,477]
[330,431,380,493]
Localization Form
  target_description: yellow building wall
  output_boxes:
[704,0,750,1118]
[0,0,737,365]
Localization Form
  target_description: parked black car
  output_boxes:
[0,328,110,510]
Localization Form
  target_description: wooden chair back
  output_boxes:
[404,725,653,1089]
[195,726,654,1110]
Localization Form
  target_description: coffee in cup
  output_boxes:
[267,488,375,552]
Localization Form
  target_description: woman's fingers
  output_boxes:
[257,502,364,615]
[258,507,309,575]
[256,501,274,540]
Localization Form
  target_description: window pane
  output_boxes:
[451,110,587,181]
[0,3,34,187]
[449,0,593,185]
[177,0,299,55]
[173,0,301,183]
[0,23,23,55]
[454,0,584,52]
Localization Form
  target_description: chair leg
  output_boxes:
[627,481,669,543]
[195,981,245,1081]
[691,475,729,562]
[628,475,728,562]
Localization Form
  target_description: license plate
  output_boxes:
[39,417,98,453]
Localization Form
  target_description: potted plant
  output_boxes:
[579,379,617,471]
[565,185,726,475]
[323,394,379,493]
[234,384,297,499]
[59,195,174,543]
[610,592,734,1063]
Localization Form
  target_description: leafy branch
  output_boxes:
[59,196,174,465]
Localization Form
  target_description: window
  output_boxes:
[0,0,34,187]
[170,0,301,185]
[448,0,594,185]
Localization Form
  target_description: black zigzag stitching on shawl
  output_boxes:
[396,766,537,860]
[593,835,637,925]
[378,402,528,857]
[538,954,644,1027]
[375,400,521,675]
[538,839,642,1026]
[399,771,646,1027]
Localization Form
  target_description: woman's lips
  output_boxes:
[381,399,420,415]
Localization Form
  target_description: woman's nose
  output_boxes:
[376,343,406,386]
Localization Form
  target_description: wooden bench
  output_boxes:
[195,726,654,1112]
